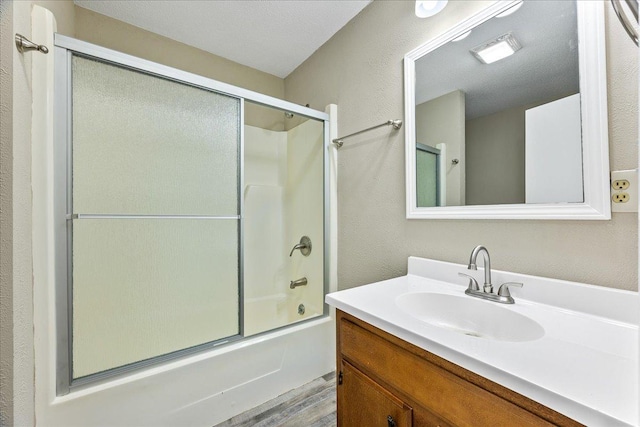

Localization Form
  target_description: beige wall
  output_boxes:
[0,2,15,424]
[1,2,37,425]
[416,90,465,206]
[466,104,526,205]
[285,0,638,292]
[74,6,284,102]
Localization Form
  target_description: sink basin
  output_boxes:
[395,292,545,342]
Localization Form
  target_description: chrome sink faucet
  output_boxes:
[458,245,523,304]
[468,245,492,293]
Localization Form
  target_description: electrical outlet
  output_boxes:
[612,179,630,190]
[610,169,638,213]
[612,192,629,203]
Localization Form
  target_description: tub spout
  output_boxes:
[290,277,308,289]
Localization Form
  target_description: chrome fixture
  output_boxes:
[497,282,523,304]
[451,158,459,165]
[333,119,403,149]
[298,304,306,315]
[290,277,308,289]
[611,0,639,46]
[459,245,524,304]
[289,236,312,257]
[15,33,49,54]
[468,245,492,292]
[285,112,294,119]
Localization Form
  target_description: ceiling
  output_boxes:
[74,0,372,79]
[415,1,579,120]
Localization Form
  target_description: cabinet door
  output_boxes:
[338,361,412,427]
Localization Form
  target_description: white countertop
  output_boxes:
[326,257,638,427]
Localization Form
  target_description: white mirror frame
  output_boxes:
[404,0,610,220]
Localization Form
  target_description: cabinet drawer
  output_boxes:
[339,314,578,427]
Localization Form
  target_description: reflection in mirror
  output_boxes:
[416,143,443,207]
[414,0,581,207]
[405,0,610,219]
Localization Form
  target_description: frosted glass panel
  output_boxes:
[72,219,239,378]
[72,56,239,215]
[417,149,438,207]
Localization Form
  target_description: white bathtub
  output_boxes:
[37,312,335,426]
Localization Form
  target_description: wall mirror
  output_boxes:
[404,0,610,220]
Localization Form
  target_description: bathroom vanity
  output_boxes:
[326,257,638,426]
[336,310,577,426]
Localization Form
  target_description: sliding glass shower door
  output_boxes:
[67,55,241,380]
[55,36,329,395]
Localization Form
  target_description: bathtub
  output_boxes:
[36,311,335,426]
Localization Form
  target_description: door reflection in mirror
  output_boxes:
[416,144,442,207]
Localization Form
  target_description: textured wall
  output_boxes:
[5,1,35,426]
[1,1,15,424]
[74,6,284,101]
[285,0,638,291]
[1,2,74,425]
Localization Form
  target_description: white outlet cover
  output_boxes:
[610,169,638,213]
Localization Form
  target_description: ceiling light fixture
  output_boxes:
[496,1,524,18]
[470,32,522,64]
[415,0,448,18]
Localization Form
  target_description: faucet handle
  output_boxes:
[289,236,312,257]
[497,282,523,298]
[458,272,480,291]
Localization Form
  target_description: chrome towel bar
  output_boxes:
[333,119,402,148]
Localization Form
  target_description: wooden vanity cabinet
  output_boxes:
[336,310,582,427]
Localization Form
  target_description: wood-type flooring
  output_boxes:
[215,372,337,427]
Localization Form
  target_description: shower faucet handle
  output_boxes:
[289,236,312,257]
